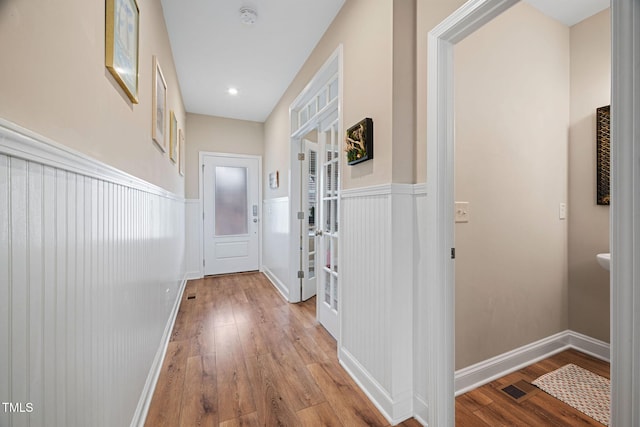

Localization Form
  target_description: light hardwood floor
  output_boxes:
[456,349,610,426]
[145,272,421,427]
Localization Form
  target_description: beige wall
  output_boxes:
[568,9,611,342]
[185,113,264,199]
[454,3,570,369]
[391,0,417,183]
[0,0,185,195]
[265,0,412,195]
[416,0,467,183]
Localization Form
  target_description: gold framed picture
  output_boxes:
[178,129,185,176]
[169,111,177,163]
[152,56,167,151]
[105,0,140,103]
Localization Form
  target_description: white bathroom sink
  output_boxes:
[597,253,610,271]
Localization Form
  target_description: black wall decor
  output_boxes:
[596,105,610,205]
[345,118,373,165]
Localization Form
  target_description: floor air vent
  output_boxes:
[187,294,196,300]
[500,380,540,403]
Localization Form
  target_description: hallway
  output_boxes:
[145,273,421,426]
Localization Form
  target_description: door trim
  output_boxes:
[610,1,640,424]
[198,151,262,277]
[288,45,343,306]
[426,0,635,425]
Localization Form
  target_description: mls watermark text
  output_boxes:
[2,402,34,413]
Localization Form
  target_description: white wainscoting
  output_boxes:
[0,120,186,427]
[185,199,203,279]
[339,184,422,425]
[412,186,429,425]
[262,197,290,300]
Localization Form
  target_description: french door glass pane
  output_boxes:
[215,166,248,236]
[324,200,331,232]
[332,236,338,272]
[325,275,331,304]
[333,158,339,193]
[308,254,315,278]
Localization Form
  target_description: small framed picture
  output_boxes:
[345,118,373,165]
[596,105,610,205]
[269,171,279,189]
[152,56,167,151]
[178,129,185,176]
[169,111,177,163]
[105,0,140,103]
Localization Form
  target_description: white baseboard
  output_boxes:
[413,395,429,427]
[262,266,290,301]
[565,330,610,362]
[184,271,203,281]
[131,276,189,427]
[455,330,611,396]
[339,348,412,425]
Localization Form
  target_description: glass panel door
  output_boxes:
[300,137,318,301]
[317,119,340,337]
[203,155,259,275]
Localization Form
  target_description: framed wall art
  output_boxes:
[269,171,279,189]
[596,105,610,205]
[105,0,140,103]
[345,117,373,165]
[178,128,185,176]
[152,56,167,151]
[169,111,177,163]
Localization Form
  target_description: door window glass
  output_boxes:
[215,166,248,236]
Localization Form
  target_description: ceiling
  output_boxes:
[160,0,345,123]
[523,0,609,26]
[162,0,609,124]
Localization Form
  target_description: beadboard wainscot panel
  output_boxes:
[413,184,429,424]
[262,197,290,300]
[0,120,187,427]
[185,199,203,279]
[339,183,418,424]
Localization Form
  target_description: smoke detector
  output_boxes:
[239,7,258,25]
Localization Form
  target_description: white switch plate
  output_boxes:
[455,202,470,223]
[559,203,567,220]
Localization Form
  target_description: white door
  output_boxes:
[316,119,340,338]
[202,154,260,275]
[300,137,319,301]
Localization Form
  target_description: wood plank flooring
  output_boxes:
[145,272,422,427]
[456,349,610,426]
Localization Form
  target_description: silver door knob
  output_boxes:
[315,229,323,236]
[253,218,258,223]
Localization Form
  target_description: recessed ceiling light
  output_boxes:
[228,87,238,96]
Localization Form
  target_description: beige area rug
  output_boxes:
[532,363,610,426]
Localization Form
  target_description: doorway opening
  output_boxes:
[423,0,637,425]
[288,46,342,340]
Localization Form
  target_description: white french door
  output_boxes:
[300,138,319,301]
[202,154,260,275]
[315,119,340,338]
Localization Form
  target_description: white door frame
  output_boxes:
[198,151,263,276]
[288,45,343,304]
[425,0,640,425]
[610,1,640,424]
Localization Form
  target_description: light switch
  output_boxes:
[559,203,567,220]
[455,202,470,223]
